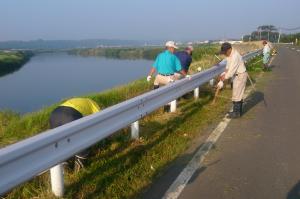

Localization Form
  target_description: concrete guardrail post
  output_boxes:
[170,100,177,112]
[209,79,214,86]
[50,164,64,197]
[131,121,139,140]
[194,87,199,99]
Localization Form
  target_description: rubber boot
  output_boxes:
[154,85,159,90]
[240,100,243,116]
[227,101,241,119]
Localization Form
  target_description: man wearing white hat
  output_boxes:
[147,41,188,89]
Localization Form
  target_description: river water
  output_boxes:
[0,53,152,113]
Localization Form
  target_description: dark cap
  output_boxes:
[219,42,232,54]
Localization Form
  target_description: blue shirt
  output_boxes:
[153,50,182,74]
[174,51,192,72]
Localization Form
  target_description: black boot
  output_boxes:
[154,85,159,90]
[239,100,243,116]
[227,101,241,119]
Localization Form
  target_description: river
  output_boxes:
[0,53,152,113]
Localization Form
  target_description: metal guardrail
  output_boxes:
[0,49,262,197]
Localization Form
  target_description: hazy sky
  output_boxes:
[0,0,299,41]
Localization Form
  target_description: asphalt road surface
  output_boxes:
[142,45,300,199]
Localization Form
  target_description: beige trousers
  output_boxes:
[154,74,180,86]
[232,72,247,102]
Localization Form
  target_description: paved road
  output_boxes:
[141,45,300,199]
[177,46,300,199]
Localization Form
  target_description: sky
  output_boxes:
[0,0,299,42]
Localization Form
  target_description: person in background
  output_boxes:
[218,43,248,119]
[49,98,100,171]
[263,40,271,70]
[147,41,188,89]
[174,45,193,75]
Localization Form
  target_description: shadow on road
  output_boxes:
[188,159,220,184]
[243,91,266,114]
[287,180,300,199]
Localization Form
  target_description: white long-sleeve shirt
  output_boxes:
[263,45,271,55]
[225,48,246,79]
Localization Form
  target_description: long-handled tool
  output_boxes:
[247,73,255,91]
[212,87,221,104]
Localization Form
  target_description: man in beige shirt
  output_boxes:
[219,42,248,118]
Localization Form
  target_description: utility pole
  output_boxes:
[259,29,262,40]
[278,29,281,43]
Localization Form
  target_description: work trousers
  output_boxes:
[154,74,180,86]
[232,72,247,102]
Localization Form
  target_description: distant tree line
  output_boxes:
[243,25,300,45]
[280,33,300,44]
[69,45,219,61]
[243,25,280,43]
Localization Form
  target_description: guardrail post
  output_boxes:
[50,164,64,197]
[131,121,139,140]
[194,87,199,99]
[209,79,214,86]
[170,100,177,112]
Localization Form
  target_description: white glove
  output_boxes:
[217,81,224,89]
[147,75,152,82]
[186,75,191,80]
[197,67,202,72]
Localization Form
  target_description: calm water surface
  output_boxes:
[0,53,152,113]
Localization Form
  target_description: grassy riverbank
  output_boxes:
[1,43,263,199]
[0,51,33,77]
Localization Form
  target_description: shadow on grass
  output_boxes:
[65,94,213,198]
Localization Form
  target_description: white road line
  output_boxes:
[162,56,275,199]
[297,50,300,52]
[162,117,231,199]
[291,48,295,50]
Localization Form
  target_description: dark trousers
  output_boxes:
[50,106,88,159]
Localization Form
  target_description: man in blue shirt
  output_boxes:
[147,41,188,89]
[174,46,193,73]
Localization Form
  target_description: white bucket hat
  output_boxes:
[165,41,178,49]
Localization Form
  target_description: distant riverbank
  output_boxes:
[68,44,219,61]
[0,51,33,77]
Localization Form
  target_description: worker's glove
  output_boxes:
[219,72,226,81]
[217,81,224,89]
[197,67,202,72]
[185,75,191,80]
[147,75,152,82]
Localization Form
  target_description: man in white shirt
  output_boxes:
[219,42,248,118]
[263,40,271,69]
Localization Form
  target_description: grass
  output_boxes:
[1,44,264,199]
[0,51,33,77]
